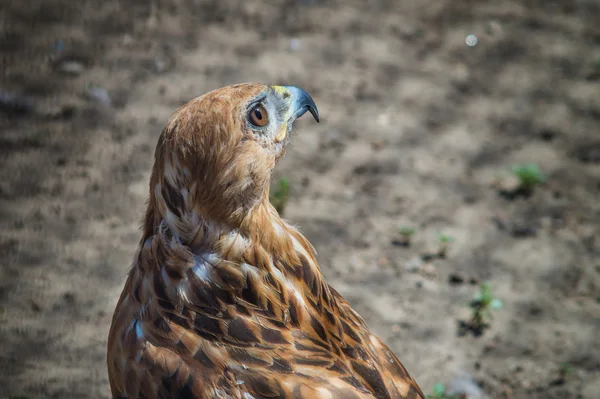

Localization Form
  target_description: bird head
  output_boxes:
[146,83,319,237]
[241,84,320,154]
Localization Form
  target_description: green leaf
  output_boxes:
[432,383,446,396]
[436,232,454,244]
[399,226,416,237]
[478,283,493,303]
[511,163,545,187]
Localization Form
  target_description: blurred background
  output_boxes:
[1,1,599,398]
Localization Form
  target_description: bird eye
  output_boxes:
[249,104,269,127]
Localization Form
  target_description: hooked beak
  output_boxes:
[272,85,320,123]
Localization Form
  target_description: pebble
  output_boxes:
[0,90,33,114]
[57,60,86,75]
[86,86,112,106]
[494,174,521,194]
[289,38,301,52]
[486,19,503,37]
[447,375,485,399]
[152,59,168,74]
[403,256,423,272]
[420,263,437,278]
[465,34,478,47]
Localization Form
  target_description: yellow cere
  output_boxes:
[271,85,290,97]
[271,86,291,143]
[275,121,288,143]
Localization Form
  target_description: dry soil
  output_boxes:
[1,1,599,398]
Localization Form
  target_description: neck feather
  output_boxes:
[134,183,330,312]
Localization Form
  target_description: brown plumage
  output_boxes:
[107,83,425,399]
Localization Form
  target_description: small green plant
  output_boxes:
[435,232,454,258]
[469,283,503,335]
[398,226,417,246]
[270,178,291,215]
[426,383,457,399]
[559,362,574,379]
[399,226,416,237]
[511,163,544,194]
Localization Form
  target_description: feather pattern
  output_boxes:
[107,83,424,399]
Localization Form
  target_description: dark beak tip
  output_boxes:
[309,107,320,123]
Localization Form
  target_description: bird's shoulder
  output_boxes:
[107,232,423,399]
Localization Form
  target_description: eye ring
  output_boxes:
[248,104,269,127]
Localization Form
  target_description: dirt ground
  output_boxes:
[1,1,599,398]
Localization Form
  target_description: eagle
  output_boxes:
[107,83,425,399]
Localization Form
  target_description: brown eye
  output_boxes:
[249,104,269,127]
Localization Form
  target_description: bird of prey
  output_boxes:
[107,83,425,399]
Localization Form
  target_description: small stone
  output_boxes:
[142,58,172,74]
[289,38,301,52]
[57,60,85,75]
[153,59,167,73]
[465,34,478,47]
[121,34,134,46]
[86,86,112,106]
[420,263,437,278]
[0,90,34,114]
[494,174,521,195]
[485,19,503,36]
[447,375,485,399]
[403,256,423,272]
